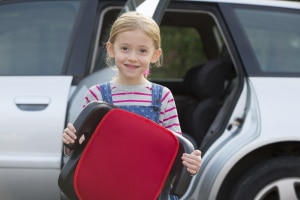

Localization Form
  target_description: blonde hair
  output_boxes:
[106,11,163,68]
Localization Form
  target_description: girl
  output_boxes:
[62,11,202,200]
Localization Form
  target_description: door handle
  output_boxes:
[14,96,51,111]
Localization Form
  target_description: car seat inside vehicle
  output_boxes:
[177,55,235,147]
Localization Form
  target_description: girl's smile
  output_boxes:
[124,64,139,70]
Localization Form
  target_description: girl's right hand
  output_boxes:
[62,123,85,145]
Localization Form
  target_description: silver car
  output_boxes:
[0,0,299,199]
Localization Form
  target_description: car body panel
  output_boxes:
[0,76,72,199]
[250,77,300,136]
[0,168,61,200]
[182,77,300,199]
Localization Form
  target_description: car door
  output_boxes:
[0,0,172,199]
[0,1,80,199]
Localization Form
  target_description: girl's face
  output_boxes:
[106,29,161,85]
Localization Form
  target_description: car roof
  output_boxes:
[178,0,300,9]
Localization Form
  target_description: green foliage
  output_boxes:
[150,26,206,79]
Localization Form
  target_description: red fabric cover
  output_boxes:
[74,108,179,200]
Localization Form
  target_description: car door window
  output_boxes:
[0,0,80,75]
[234,7,300,74]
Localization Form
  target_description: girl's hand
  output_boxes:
[62,123,85,145]
[182,149,202,175]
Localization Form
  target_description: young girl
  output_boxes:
[62,11,202,200]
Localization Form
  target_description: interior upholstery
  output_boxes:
[179,55,234,146]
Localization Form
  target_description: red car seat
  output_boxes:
[58,101,194,200]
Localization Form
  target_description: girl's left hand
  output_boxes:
[182,150,202,175]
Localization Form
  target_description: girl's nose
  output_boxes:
[128,51,138,62]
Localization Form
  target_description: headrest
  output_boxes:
[184,56,233,100]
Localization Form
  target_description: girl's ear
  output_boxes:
[151,48,162,63]
[106,42,115,58]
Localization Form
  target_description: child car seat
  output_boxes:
[58,101,194,200]
[179,55,234,146]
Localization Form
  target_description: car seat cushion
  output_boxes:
[73,108,179,200]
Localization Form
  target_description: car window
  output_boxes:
[234,8,300,74]
[150,26,206,79]
[0,0,80,75]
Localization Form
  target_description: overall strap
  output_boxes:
[151,83,163,109]
[99,82,113,104]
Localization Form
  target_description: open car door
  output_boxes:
[0,1,80,199]
[121,0,170,23]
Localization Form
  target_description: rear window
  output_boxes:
[0,0,80,75]
[235,8,300,74]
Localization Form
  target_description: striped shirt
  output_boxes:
[83,82,182,134]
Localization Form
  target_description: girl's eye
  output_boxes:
[121,47,128,51]
[139,49,147,54]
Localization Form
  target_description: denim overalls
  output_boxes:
[99,82,179,200]
[99,82,162,123]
